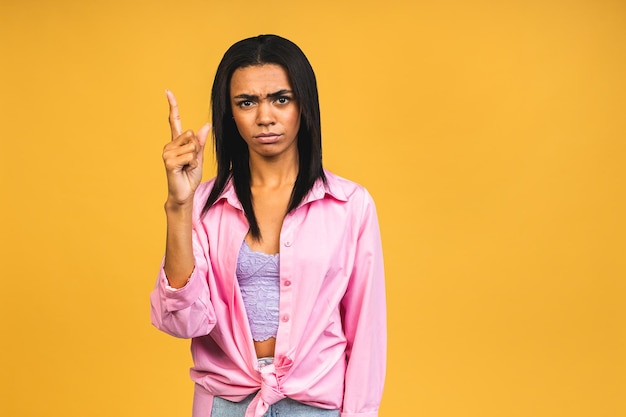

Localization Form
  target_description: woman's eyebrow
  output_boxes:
[267,89,293,99]
[233,89,294,100]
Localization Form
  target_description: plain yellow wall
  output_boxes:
[1,0,624,416]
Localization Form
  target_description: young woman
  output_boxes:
[151,34,386,417]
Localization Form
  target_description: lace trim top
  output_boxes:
[236,240,280,342]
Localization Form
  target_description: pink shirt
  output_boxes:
[150,171,386,417]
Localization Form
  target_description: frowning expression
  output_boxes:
[230,64,301,161]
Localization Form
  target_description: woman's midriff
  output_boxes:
[254,337,276,358]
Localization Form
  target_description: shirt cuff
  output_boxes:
[159,266,203,312]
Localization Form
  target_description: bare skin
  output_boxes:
[162,64,301,358]
[162,90,210,289]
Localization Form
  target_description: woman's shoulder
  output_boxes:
[193,177,218,203]
[191,176,234,216]
[323,170,376,205]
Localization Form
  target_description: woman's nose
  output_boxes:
[256,101,275,125]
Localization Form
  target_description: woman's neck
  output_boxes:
[248,152,299,188]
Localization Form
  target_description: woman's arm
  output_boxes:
[150,91,215,339]
[161,90,211,288]
[341,190,387,417]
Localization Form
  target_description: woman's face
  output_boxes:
[230,64,301,161]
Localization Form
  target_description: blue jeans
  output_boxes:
[210,393,340,417]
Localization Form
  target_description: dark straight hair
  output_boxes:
[203,34,326,240]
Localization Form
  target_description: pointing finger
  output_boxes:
[166,89,183,140]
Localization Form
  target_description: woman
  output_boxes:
[151,34,386,417]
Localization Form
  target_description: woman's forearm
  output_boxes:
[163,199,195,288]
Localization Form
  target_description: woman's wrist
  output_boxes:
[164,196,194,215]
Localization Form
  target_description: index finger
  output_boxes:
[166,89,183,139]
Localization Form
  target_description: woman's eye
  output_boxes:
[276,97,290,104]
[238,100,253,108]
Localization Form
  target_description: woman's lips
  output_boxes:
[255,133,281,143]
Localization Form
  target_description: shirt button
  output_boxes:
[282,314,290,322]
[284,241,292,247]
[284,280,291,287]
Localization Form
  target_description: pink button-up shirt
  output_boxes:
[150,171,386,417]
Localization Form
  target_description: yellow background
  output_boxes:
[1,0,624,416]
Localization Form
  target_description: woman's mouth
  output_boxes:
[255,133,282,143]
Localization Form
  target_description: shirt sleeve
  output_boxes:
[340,190,387,417]
[150,223,217,339]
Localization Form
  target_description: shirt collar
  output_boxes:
[214,177,242,210]
[214,170,348,210]
[303,170,348,205]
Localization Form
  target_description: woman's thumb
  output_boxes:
[197,123,211,147]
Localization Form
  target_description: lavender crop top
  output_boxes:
[236,240,280,342]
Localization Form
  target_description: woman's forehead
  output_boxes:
[230,64,292,95]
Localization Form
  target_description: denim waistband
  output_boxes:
[257,356,275,368]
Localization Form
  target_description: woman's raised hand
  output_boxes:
[162,90,211,206]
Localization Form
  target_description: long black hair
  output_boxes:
[203,34,326,240]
